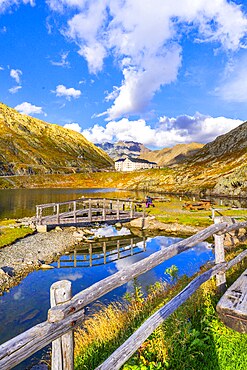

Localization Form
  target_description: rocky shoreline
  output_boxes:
[0,227,80,294]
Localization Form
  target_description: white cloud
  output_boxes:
[15,102,44,115]
[0,0,35,13]
[50,51,70,68]
[9,85,22,94]
[53,84,81,100]
[10,68,22,84]
[47,0,247,120]
[0,66,4,70]
[215,55,247,102]
[64,122,82,132]
[82,114,243,148]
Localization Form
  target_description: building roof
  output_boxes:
[115,157,157,165]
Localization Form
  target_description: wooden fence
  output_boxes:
[0,217,246,369]
[36,198,143,226]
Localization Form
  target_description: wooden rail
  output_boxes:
[0,218,246,369]
[36,197,144,227]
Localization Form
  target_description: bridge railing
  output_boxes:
[0,218,246,369]
[36,197,144,225]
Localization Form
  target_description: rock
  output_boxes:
[55,226,63,232]
[0,268,6,277]
[39,264,54,270]
[115,222,122,228]
[83,228,94,236]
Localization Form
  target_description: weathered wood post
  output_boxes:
[73,201,77,223]
[88,199,92,222]
[117,239,120,258]
[117,199,120,219]
[56,204,60,224]
[130,202,133,218]
[89,243,92,267]
[130,238,134,255]
[102,198,106,221]
[211,208,215,221]
[50,280,74,370]
[214,217,226,293]
[103,241,107,264]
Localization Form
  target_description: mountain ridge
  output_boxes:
[0,103,114,175]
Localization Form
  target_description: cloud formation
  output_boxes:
[82,114,243,148]
[10,68,22,84]
[0,0,35,13]
[53,84,81,100]
[50,51,70,68]
[15,102,44,115]
[9,85,22,94]
[46,0,247,120]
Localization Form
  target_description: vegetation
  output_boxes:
[0,220,34,248]
[0,102,113,176]
[74,248,247,370]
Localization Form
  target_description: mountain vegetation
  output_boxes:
[0,103,246,197]
[140,142,204,166]
[0,103,113,176]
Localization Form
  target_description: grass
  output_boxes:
[0,220,34,248]
[74,247,247,370]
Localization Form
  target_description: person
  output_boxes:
[145,195,154,208]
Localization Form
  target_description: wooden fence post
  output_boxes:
[88,199,92,222]
[50,280,74,370]
[214,217,226,293]
[56,204,60,224]
[117,199,120,219]
[102,198,106,221]
[73,201,77,223]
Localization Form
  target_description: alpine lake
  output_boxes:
[0,188,246,369]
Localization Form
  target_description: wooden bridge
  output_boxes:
[36,198,144,228]
[0,217,246,369]
[57,234,147,268]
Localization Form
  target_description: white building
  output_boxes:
[115,157,158,171]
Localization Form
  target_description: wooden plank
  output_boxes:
[216,268,247,333]
[48,222,228,322]
[96,251,247,370]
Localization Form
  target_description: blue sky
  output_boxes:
[1,0,247,149]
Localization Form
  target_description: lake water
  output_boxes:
[0,225,214,369]
[0,187,246,220]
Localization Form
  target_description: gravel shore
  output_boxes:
[0,228,78,293]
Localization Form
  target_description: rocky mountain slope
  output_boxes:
[0,103,113,175]
[96,141,151,160]
[141,142,204,166]
[126,121,247,197]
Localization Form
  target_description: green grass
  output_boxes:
[74,248,247,370]
[0,222,34,248]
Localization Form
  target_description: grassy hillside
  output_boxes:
[0,103,113,175]
[141,142,204,166]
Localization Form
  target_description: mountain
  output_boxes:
[0,103,113,176]
[140,142,204,166]
[123,121,247,197]
[96,141,151,160]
